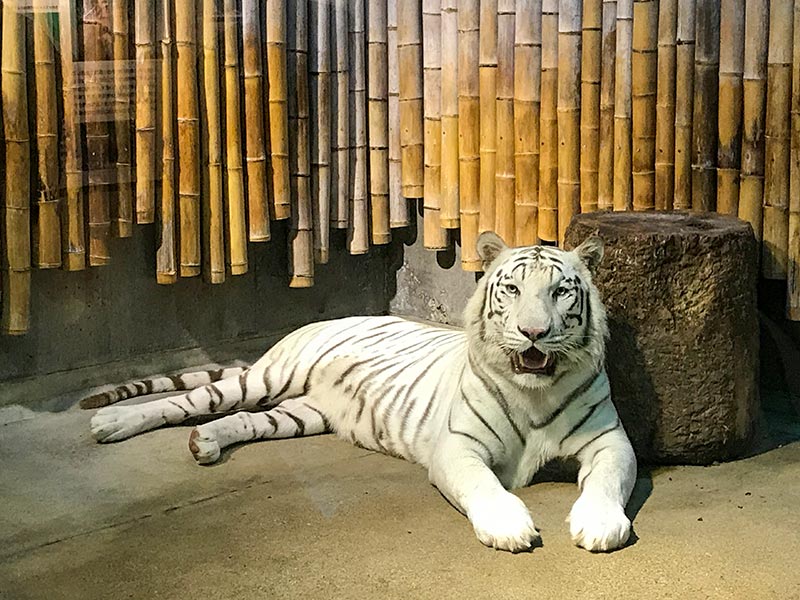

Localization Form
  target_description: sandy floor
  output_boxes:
[1,396,799,600]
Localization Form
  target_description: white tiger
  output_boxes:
[86,232,637,553]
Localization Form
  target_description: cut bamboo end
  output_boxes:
[1,270,32,335]
[289,275,315,288]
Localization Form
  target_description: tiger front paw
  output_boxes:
[90,406,153,443]
[188,427,221,465]
[568,494,631,552]
[468,492,541,553]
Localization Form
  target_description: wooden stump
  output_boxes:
[565,211,759,464]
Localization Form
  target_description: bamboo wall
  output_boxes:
[2,0,800,336]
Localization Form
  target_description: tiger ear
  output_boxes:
[573,235,604,275]
[476,231,508,268]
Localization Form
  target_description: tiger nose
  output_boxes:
[518,326,550,341]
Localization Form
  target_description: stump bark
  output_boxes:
[565,211,759,465]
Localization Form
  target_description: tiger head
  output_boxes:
[465,232,608,388]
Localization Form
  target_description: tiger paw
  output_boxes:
[568,494,631,552]
[90,406,153,443]
[468,492,540,553]
[188,427,221,465]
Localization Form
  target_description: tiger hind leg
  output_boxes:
[90,367,266,443]
[188,397,331,464]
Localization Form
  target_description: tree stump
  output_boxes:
[564,211,759,465]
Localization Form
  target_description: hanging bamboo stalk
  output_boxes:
[580,0,601,215]
[224,0,248,275]
[310,0,331,263]
[598,0,616,210]
[673,0,695,209]
[32,1,61,268]
[176,0,202,276]
[655,0,677,210]
[631,0,657,211]
[349,0,370,254]
[539,0,559,240]
[495,0,515,244]
[458,0,481,269]
[135,0,157,223]
[83,0,112,266]
[58,0,86,271]
[738,0,768,245]
[201,0,225,284]
[242,0,270,242]
[691,0,720,211]
[786,0,800,318]
[514,0,541,245]
[763,0,793,279]
[558,0,581,243]
[158,0,178,284]
[716,0,744,215]
[479,0,497,234]
[112,0,133,238]
[266,0,291,220]
[387,0,408,227]
[331,0,349,229]
[288,0,314,287]
[398,0,425,198]
[441,0,460,229]
[422,0,447,249]
[1,1,31,334]
[368,0,390,243]
[613,0,632,212]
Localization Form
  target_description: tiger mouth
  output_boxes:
[511,346,557,376]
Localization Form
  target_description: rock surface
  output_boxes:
[565,211,759,464]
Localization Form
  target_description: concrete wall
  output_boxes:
[1,225,391,408]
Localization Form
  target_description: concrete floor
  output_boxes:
[1,396,800,600]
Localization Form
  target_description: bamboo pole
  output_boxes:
[32,1,61,267]
[655,0,677,210]
[349,0,370,254]
[157,0,178,284]
[539,0,558,240]
[613,0,632,212]
[224,0,248,275]
[479,0,497,234]
[738,0,768,246]
[266,0,291,220]
[176,0,202,276]
[763,0,793,279]
[83,0,111,266]
[368,0,390,244]
[58,0,86,271]
[135,0,157,223]
[673,0,694,209]
[387,0,408,227]
[631,0,657,211]
[716,0,744,215]
[331,0,349,229]
[580,0,601,215]
[495,0,515,244]
[242,0,270,242]
[786,0,800,318]
[558,0,581,242]
[458,0,481,269]
[1,1,31,334]
[398,0,425,198]
[514,0,541,245]
[598,0,616,210]
[112,0,133,238]
[201,0,225,284]
[423,0,447,249]
[441,0,460,229]
[288,0,314,287]
[691,0,720,212]
[310,0,331,263]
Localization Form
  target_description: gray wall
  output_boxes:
[1,225,392,407]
